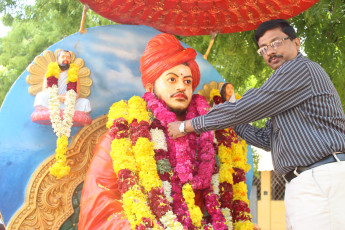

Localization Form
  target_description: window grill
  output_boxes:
[271,171,286,200]
[252,173,261,200]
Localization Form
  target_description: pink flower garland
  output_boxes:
[143,92,227,229]
[143,92,214,189]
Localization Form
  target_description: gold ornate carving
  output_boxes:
[26,49,92,98]
[197,81,225,105]
[7,115,108,230]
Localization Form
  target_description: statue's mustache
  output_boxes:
[171,91,188,99]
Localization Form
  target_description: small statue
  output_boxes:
[29,50,92,178]
[34,50,91,113]
[219,82,236,102]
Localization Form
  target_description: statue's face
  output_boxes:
[57,51,71,68]
[225,83,234,101]
[151,64,193,116]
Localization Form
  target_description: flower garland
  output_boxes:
[211,88,254,230]
[107,93,230,229]
[107,97,182,229]
[46,62,79,91]
[144,92,227,229]
[231,140,253,230]
[46,62,79,179]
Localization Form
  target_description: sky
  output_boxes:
[253,147,274,171]
[0,0,36,38]
[0,21,11,38]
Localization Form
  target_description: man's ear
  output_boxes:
[294,37,301,52]
[145,83,153,92]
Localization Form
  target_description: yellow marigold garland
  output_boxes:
[107,97,168,229]
[67,63,79,83]
[110,138,136,174]
[210,88,221,100]
[133,137,162,192]
[182,183,203,228]
[106,100,128,128]
[235,93,242,100]
[45,62,79,83]
[218,143,234,184]
[49,135,70,179]
[46,62,60,79]
[128,96,150,123]
[122,185,158,229]
[231,140,253,230]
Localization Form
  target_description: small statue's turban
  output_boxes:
[140,33,200,91]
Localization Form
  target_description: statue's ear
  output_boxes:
[145,83,153,93]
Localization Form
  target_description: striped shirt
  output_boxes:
[192,53,345,175]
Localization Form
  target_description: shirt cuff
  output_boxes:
[191,115,206,134]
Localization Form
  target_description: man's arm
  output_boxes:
[234,120,272,151]
[192,58,312,133]
[168,56,312,137]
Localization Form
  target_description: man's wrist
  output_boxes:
[184,120,195,133]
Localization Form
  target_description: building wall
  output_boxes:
[257,171,286,230]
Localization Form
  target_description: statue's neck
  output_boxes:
[176,114,185,121]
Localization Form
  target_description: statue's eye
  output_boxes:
[167,77,176,82]
[184,79,192,85]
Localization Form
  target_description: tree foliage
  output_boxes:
[1,0,345,117]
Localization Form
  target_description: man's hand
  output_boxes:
[167,121,187,139]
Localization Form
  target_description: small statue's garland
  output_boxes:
[46,62,79,179]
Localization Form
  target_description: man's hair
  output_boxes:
[254,19,297,47]
[57,50,71,59]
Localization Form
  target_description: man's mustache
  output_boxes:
[269,55,283,63]
[171,91,188,99]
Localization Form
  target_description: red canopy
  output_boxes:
[79,0,319,36]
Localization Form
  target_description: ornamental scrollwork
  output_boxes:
[7,115,108,230]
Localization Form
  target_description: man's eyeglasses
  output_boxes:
[257,37,290,56]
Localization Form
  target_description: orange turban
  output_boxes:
[140,33,200,91]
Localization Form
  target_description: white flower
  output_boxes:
[150,128,168,151]
[162,180,173,203]
[48,86,76,137]
[159,211,183,230]
[211,173,220,195]
[221,208,233,229]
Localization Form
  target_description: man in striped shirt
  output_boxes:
[168,19,345,229]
